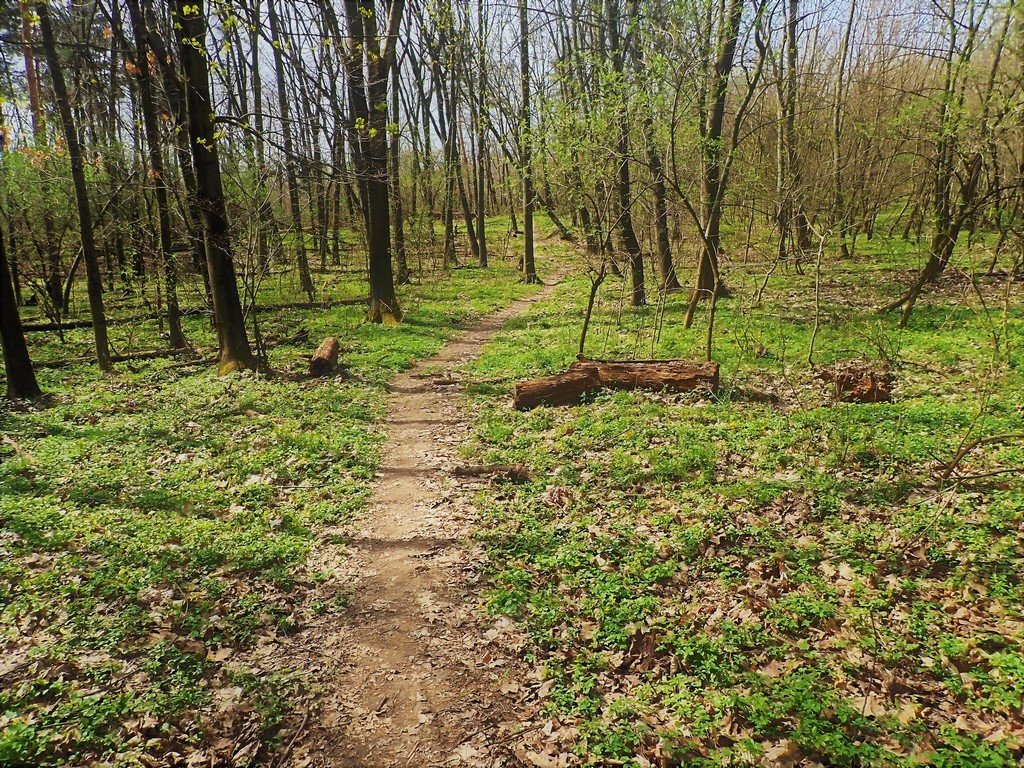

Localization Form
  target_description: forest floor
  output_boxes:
[286,272,565,767]
[2,224,1023,768]
[0,248,550,768]
[457,242,1023,767]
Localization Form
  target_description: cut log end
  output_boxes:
[309,337,341,378]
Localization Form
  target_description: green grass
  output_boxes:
[0,252,537,767]
[2,217,1021,767]
[462,232,1023,767]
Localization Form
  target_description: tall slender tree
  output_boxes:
[519,0,539,283]
[475,0,489,268]
[607,0,645,306]
[36,0,112,371]
[174,0,257,372]
[342,0,404,323]
[266,0,315,299]
[126,0,185,348]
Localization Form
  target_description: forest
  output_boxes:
[0,0,1022,766]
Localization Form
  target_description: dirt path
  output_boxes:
[296,277,563,768]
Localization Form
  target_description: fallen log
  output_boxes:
[513,367,602,410]
[22,297,365,333]
[32,328,320,371]
[23,311,158,332]
[253,297,364,313]
[309,337,341,377]
[452,464,534,483]
[513,357,719,410]
[571,357,720,394]
[35,346,194,369]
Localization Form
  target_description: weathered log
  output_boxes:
[255,297,364,313]
[513,367,602,410]
[309,337,341,377]
[513,358,720,410]
[571,357,720,394]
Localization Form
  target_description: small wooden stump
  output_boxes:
[309,337,341,377]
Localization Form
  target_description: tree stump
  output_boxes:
[309,337,341,377]
[822,361,893,403]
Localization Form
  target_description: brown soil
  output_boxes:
[283,278,564,768]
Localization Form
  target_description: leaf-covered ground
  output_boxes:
[2,224,1022,768]
[463,239,1023,767]
[0,260,536,767]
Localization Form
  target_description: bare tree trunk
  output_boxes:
[607,0,645,306]
[831,0,856,249]
[126,0,185,349]
[476,0,489,268]
[141,3,213,308]
[519,0,539,283]
[266,0,315,299]
[343,0,404,323]
[390,42,410,284]
[37,0,112,371]
[174,0,256,372]
[19,2,63,314]
[687,0,745,323]
[0,226,41,399]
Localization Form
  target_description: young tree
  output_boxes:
[884,0,994,326]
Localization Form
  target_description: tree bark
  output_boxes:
[514,368,601,409]
[608,0,645,306]
[0,226,41,400]
[514,358,720,410]
[390,40,410,283]
[309,336,341,377]
[691,0,745,306]
[266,0,315,300]
[343,0,404,323]
[476,0,489,268]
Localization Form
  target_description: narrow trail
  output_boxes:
[302,276,564,768]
